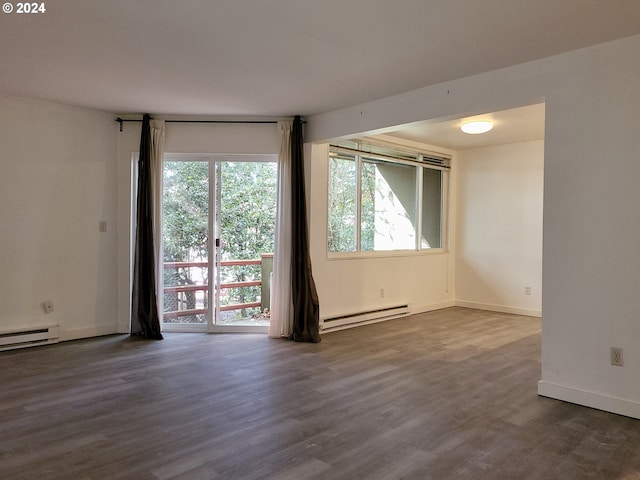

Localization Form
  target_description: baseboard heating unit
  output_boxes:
[321,304,410,333]
[0,325,60,352]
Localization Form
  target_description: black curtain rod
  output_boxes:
[115,117,294,132]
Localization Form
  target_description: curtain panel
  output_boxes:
[149,119,165,318]
[290,116,321,342]
[131,114,164,339]
[269,121,294,338]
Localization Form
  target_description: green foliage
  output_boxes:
[219,162,276,320]
[328,157,357,252]
[327,156,377,252]
[162,160,277,323]
[360,162,376,251]
[220,162,276,262]
[163,161,209,263]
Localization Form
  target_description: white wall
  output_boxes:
[455,140,543,317]
[307,35,640,419]
[0,94,118,340]
[307,143,456,321]
[115,121,279,332]
[5,34,639,419]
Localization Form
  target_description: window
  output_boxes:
[328,139,449,254]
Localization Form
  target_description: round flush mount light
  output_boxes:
[461,120,493,134]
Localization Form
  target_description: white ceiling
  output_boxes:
[383,103,546,150]
[1,0,639,122]
[0,0,640,116]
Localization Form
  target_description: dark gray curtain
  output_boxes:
[131,114,163,340]
[290,116,321,342]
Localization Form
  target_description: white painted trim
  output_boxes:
[320,300,455,322]
[0,325,60,351]
[538,380,640,420]
[0,324,58,336]
[319,301,456,334]
[455,300,541,318]
[59,326,118,342]
[161,324,269,334]
[160,323,208,333]
[320,315,407,334]
[321,304,410,333]
[209,325,268,334]
[411,300,456,314]
[326,248,449,261]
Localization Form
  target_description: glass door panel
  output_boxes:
[161,160,211,329]
[216,161,277,327]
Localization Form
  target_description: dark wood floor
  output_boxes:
[1,307,639,479]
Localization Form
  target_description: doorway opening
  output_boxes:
[161,154,277,333]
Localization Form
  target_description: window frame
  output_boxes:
[160,153,277,334]
[327,141,450,259]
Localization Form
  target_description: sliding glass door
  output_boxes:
[161,155,277,332]
[161,159,211,330]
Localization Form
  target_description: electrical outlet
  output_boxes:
[99,221,107,233]
[524,286,532,295]
[42,301,54,314]
[611,347,624,367]
[380,288,385,298]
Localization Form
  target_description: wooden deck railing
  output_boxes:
[163,256,272,318]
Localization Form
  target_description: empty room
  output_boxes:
[2,1,640,479]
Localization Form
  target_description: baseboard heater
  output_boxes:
[0,325,60,352]
[321,304,410,333]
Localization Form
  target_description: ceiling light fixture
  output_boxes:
[461,120,493,134]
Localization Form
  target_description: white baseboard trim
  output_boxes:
[59,325,118,342]
[538,380,640,419]
[319,301,455,334]
[411,300,456,315]
[116,322,130,334]
[455,300,541,318]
